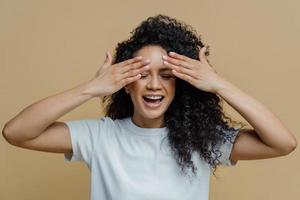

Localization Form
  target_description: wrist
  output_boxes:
[215,77,237,96]
[79,79,98,99]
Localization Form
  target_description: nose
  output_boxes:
[146,75,162,90]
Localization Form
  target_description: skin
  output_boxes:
[161,45,297,160]
[124,45,176,128]
[2,43,297,163]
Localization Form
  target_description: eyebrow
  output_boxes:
[159,68,172,72]
[142,67,172,74]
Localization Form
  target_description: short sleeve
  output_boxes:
[64,118,103,166]
[215,125,241,167]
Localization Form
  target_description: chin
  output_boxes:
[141,99,170,117]
[143,112,165,120]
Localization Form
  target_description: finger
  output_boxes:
[162,55,193,70]
[120,74,142,86]
[120,59,150,74]
[94,51,113,77]
[168,51,195,63]
[122,64,150,78]
[102,51,113,69]
[199,46,208,63]
[116,56,143,68]
[171,69,196,85]
[163,60,198,80]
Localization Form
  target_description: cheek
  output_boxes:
[164,81,176,95]
[127,80,138,89]
[130,81,144,91]
[129,81,145,100]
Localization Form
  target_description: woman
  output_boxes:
[2,14,297,200]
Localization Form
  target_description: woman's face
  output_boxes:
[125,45,176,127]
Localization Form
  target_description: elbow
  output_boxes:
[281,138,297,155]
[2,123,20,146]
[2,124,11,144]
[2,123,13,144]
[289,138,298,152]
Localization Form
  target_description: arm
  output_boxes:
[2,81,93,152]
[2,52,149,153]
[216,78,297,161]
[162,46,297,161]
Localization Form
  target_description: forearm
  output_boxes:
[216,77,297,152]
[3,80,94,142]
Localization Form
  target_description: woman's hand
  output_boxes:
[162,46,226,93]
[86,51,150,97]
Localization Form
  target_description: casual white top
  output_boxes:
[64,116,239,200]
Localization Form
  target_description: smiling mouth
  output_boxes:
[142,96,165,108]
[142,96,164,103]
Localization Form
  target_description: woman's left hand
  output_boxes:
[162,46,226,93]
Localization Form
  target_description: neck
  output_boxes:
[132,114,165,128]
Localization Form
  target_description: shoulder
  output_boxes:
[95,116,131,134]
[100,116,129,127]
[65,116,120,133]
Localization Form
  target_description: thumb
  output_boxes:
[199,45,209,63]
[94,51,112,78]
[103,51,112,67]
[102,51,112,68]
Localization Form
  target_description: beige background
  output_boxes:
[1,0,299,199]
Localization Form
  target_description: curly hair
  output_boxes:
[102,14,246,177]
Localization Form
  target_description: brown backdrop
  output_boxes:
[1,0,299,199]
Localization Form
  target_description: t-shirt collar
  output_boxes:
[124,117,168,136]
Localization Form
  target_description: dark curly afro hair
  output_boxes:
[102,14,246,177]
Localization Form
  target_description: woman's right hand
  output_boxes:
[86,51,151,97]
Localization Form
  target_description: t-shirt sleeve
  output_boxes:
[215,125,241,167]
[64,118,104,166]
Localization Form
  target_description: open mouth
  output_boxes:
[142,95,164,108]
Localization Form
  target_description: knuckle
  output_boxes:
[131,63,138,69]
[113,76,120,83]
[120,66,127,73]
[125,60,130,65]
[127,64,133,70]
[134,57,141,61]
[140,67,147,72]
[129,70,135,76]
[134,62,141,68]
[121,79,127,85]
[125,78,131,84]
[131,62,137,68]
[123,72,128,77]
[113,63,119,68]
[111,67,117,74]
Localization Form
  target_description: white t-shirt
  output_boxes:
[64,116,240,200]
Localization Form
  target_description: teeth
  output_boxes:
[144,95,163,100]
